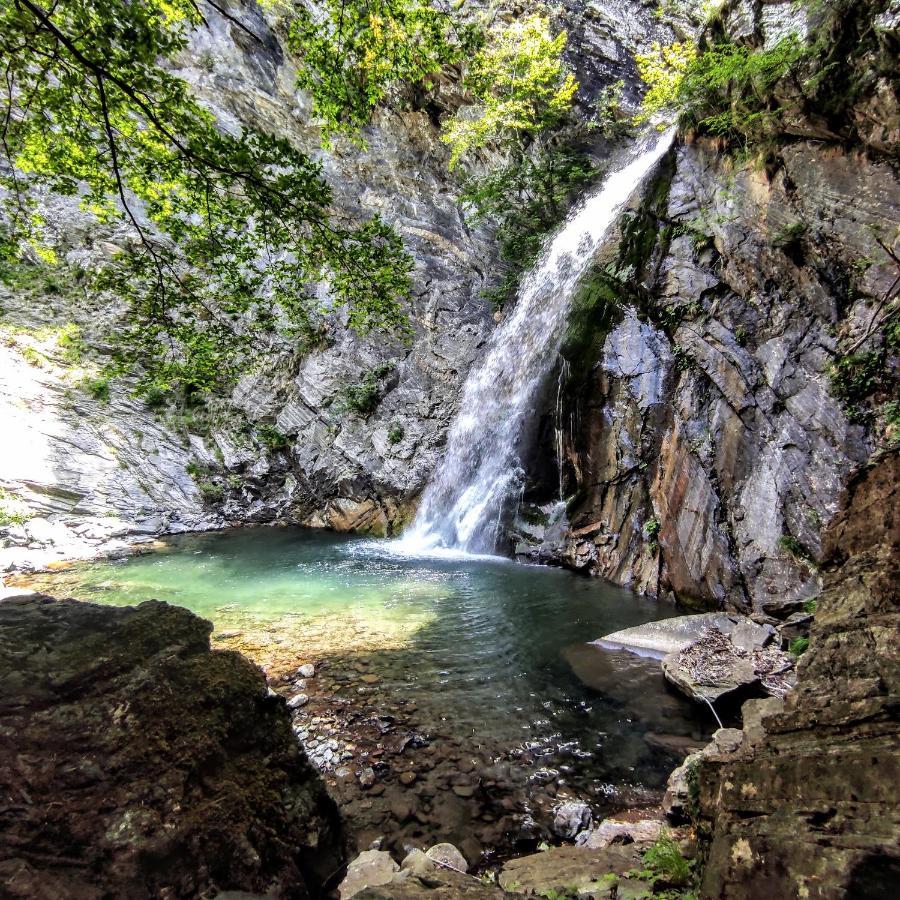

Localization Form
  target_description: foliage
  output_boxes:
[56,323,85,363]
[257,423,291,451]
[462,144,599,308]
[829,350,882,405]
[588,79,630,138]
[282,0,480,143]
[339,362,395,415]
[642,833,693,887]
[636,34,814,144]
[442,14,578,167]
[803,598,818,614]
[387,423,405,444]
[0,487,32,527]
[80,375,111,402]
[634,40,698,125]
[645,516,661,553]
[779,534,814,564]
[790,636,810,656]
[1,0,413,397]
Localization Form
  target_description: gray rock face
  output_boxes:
[594,613,740,658]
[527,132,896,614]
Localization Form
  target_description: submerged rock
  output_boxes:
[0,594,342,899]
[425,842,469,874]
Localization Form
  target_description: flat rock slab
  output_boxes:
[499,844,644,896]
[593,613,738,658]
[357,867,512,898]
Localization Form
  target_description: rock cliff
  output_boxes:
[693,450,899,898]
[515,0,899,615]
[1,0,897,617]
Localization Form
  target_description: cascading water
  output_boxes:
[403,128,675,554]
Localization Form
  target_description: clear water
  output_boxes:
[30,526,710,802]
[404,129,676,553]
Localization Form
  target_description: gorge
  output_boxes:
[1,0,898,898]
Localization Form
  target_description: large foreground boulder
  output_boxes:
[0,595,344,899]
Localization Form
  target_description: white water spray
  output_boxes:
[402,129,675,554]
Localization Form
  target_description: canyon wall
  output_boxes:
[515,0,899,616]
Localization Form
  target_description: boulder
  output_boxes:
[552,800,593,839]
[499,844,644,896]
[576,816,665,850]
[0,595,342,898]
[339,850,399,899]
[661,626,795,705]
[425,842,468,873]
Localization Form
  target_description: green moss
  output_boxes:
[779,534,815,565]
[789,636,810,657]
[387,423,404,444]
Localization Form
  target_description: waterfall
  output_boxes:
[402,129,675,554]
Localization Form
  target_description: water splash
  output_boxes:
[402,129,676,554]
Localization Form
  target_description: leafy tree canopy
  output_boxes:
[272,0,481,144]
[0,0,413,396]
[441,13,578,168]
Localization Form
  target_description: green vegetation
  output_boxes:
[280,0,480,144]
[339,362,396,416]
[442,14,601,309]
[803,598,819,614]
[80,375,111,402]
[635,34,813,145]
[779,534,815,565]
[55,323,85,363]
[461,145,599,309]
[0,487,32,527]
[1,0,413,396]
[186,459,224,502]
[257,424,291,451]
[387,423,405,444]
[829,350,883,406]
[790,636,810,657]
[645,517,661,553]
[442,14,577,167]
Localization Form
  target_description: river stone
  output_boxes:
[576,816,665,850]
[730,619,776,652]
[339,850,400,899]
[298,663,315,678]
[287,692,309,709]
[552,800,593,839]
[425,842,468,873]
[593,613,738,659]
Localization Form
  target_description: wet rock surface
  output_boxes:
[694,452,900,898]
[0,595,343,899]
